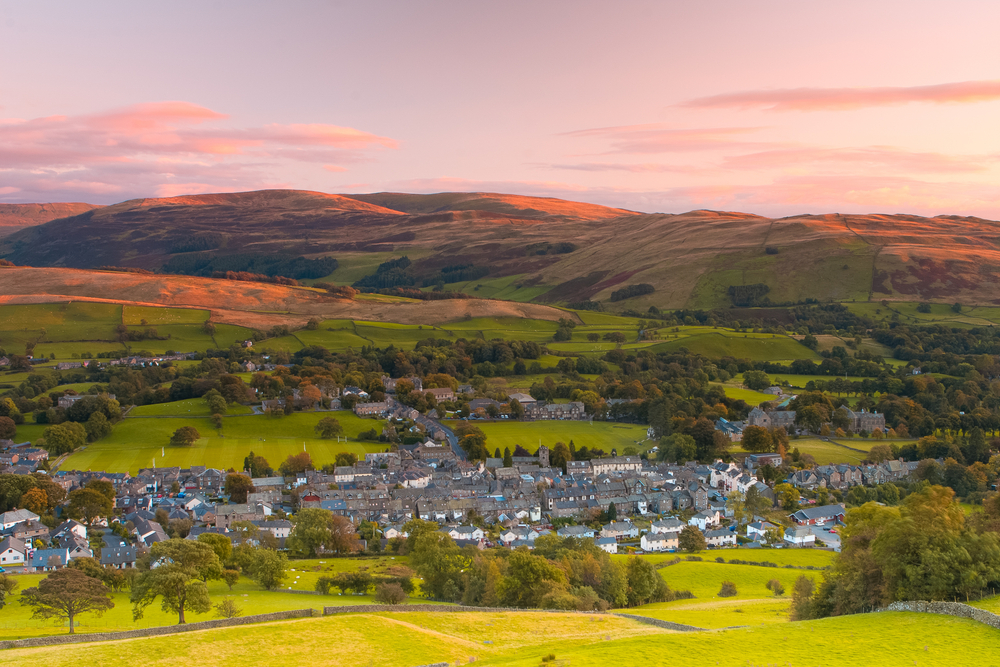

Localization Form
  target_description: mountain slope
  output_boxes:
[0,202,102,236]
[2,189,999,309]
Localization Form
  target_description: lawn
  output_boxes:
[442,420,650,453]
[59,411,392,473]
[709,382,774,405]
[645,560,817,601]
[122,306,209,325]
[627,597,791,628]
[734,438,877,465]
[128,398,253,417]
[624,548,836,569]
[3,609,993,666]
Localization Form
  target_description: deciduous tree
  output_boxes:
[678,525,706,553]
[131,539,221,624]
[315,416,343,439]
[224,473,254,504]
[169,426,201,447]
[19,569,114,633]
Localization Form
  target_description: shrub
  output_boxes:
[766,579,785,596]
[373,582,406,605]
[610,283,654,302]
[718,581,738,597]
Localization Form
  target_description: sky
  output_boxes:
[2,1,999,217]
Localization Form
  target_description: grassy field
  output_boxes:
[709,382,774,405]
[2,608,992,666]
[848,301,1000,327]
[732,437,881,465]
[648,331,819,362]
[628,548,836,569]
[0,560,443,641]
[122,306,209,325]
[649,560,817,601]
[129,397,252,417]
[627,597,791,628]
[442,419,650,453]
[59,411,391,473]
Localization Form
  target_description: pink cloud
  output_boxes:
[721,146,994,173]
[560,124,771,154]
[680,80,1000,111]
[0,102,396,203]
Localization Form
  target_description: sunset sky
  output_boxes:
[2,1,999,216]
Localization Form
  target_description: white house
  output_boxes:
[382,524,408,540]
[556,525,595,539]
[784,526,816,547]
[746,521,778,538]
[0,509,39,531]
[51,519,88,541]
[595,536,618,554]
[704,528,737,548]
[0,536,26,565]
[640,532,678,552]
[688,509,721,531]
[447,525,485,541]
[649,518,685,535]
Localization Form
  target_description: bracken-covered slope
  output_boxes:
[0,202,102,236]
[0,265,575,328]
[2,189,999,309]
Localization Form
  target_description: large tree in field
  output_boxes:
[314,416,343,439]
[287,508,333,557]
[131,539,221,624]
[743,370,770,391]
[19,569,114,634]
[169,426,201,447]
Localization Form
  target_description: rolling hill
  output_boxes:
[0,202,102,236]
[3,189,999,310]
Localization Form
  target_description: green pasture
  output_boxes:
[649,560,815,601]
[129,398,252,417]
[733,437,880,465]
[442,419,649,453]
[847,300,1000,327]
[59,411,391,473]
[123,306,209,325]
[628,597,790,628]
[626,548,836,569]
[709,382,774,405]
[0,565,444,642]
[3,607,991,667]
[432,273,555,303]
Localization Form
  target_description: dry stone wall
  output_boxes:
[882,601,1000,629]
[0,608,316,650]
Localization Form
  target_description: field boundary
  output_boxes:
[0,608,317,650]
[321,603,709,632]
[879,601,1000,630]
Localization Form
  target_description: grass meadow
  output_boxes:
[59,411,391,473]
[1,609,991,667]
[442,419,650,453]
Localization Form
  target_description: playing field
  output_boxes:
[59,411,392,473]
[442,419,649,453]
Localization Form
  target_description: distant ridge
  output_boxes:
[2,189,998,309]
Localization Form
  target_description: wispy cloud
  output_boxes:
[679,80,1000,111]
[721,146,994,173]
[0,102,396,202]
[560,124,772,154]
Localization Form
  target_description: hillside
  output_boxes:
[0,202,101,236]
[0,265,574,328]
[3,189,1000,309]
